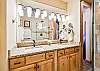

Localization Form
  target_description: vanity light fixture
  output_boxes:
[49,14,52,21]
[51,12,55,19]
[41,13,45,19]
[42,10,47,17]
[56,13,61,22]
[35,8,41,18]
[54,15,56,21]
[27,6,32,17]
[61,14,65,22]
[18,4,24,16]
[65,15,69,22]
[41,10,47,19]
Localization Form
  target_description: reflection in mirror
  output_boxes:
[16,0,71,43]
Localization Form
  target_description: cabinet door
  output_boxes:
[58,55,69,71]
[75,53,80,71]
[37,59,54,71]
[11,64,36,71]
[69,54,76,71]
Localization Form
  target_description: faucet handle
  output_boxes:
[33,40,35,47]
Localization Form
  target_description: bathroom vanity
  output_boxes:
[8,43,80,71]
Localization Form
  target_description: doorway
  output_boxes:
[81,1,92,63]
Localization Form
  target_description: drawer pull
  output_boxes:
[34,66,37,69]
[60,53,63,55]
[14,62,21,65]
[37,65,39,68]
[49,55,53,57]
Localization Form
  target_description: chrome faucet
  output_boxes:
[33,40,35,47]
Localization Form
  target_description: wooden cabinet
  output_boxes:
[58,55,69,71]
[9,46,80,71]
[69,54,76,71]
[75,53,80,71]
[11,64,36,71]
[37,59,54,71]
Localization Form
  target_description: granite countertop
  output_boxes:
[9,43,79,59]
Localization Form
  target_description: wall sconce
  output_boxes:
[17,4,24,16]
[35,8,40,18]
[56,13,61,22]
[61,14,65,22]
[27,6,32,17]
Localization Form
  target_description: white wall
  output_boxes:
[68,0,80,42]
[7,0,16,50]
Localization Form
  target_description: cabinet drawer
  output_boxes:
[75,47,79,52]
[58,50,65,57]
[69,48,74,54]
[26,53,45,65]
[11,64,36,71]
[46,51,54,59]
[65,48,70,55]
[10,57,25,69]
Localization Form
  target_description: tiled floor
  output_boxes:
[81,61,92,71]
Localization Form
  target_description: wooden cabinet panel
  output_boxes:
[11,64,36,71]
[10,57,25,69]
[69,54,76,71]
[69,48,74,54]
[65,48,70,55]
[26,53,45,65]
[46,51,54,59]
[58,50,64,57]
[58,55,69,71]
[37,59,54,71]
[75,53,80,71]
[75,47,79,53]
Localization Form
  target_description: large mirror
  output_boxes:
[16,0,74,42]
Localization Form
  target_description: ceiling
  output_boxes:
[82,0,92,5]
[61,0,68,3]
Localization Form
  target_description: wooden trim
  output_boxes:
[0,0,7,71]
[80,0,92,5]
[80,1,84,66]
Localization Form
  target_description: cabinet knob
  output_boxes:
[37,65,39,68]
[14,62,21,65]
[49,55,53,57]
[34,66,37,69]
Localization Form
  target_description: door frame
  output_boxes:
[80,1,91,65]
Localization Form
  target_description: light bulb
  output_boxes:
[41,13,45,19]
[18,5,24,16]
[66,15,69,21]
[49,15,52,21]
[43,10,47,17]
[54,16,56,21]
[35,8,40,15]
[56,14,61,21]
[51,13,55,19]
[61,15,65,22]
[27,7,32,17]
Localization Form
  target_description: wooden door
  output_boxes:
[69,54,76,71]
[11,64,36,71]
[37,59,54,71]
[58,55,69,71]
